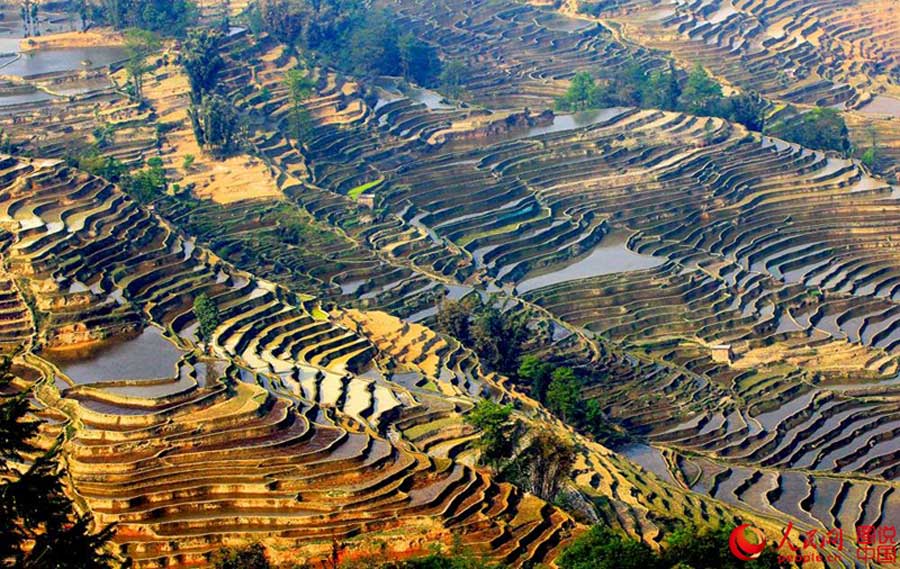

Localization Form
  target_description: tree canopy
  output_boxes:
[285,68,316,142]
[546,366,581,424]
[464,400,523,470]
[1,356,117,568]
[211,543,271,569]
[123,28,160,103]
[251,0,443,87]
[558,523,790,569]
[557,71,602,111]
[435,299,529,376]
[182,29,225,104]
[193,293,221,344]
[188,94,243,158]
[555,65,765,136]
[98,0,197,36]
[517,355,554,403]
[767,107,850,154]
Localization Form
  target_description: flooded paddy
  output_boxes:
[619,443,677,485]
[0,39,127,78]
[858,95,900,118]
[516,231,663,293]
[46,326,185,384]
[523,107,630,138]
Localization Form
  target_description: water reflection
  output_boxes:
[45,326,184,384]
[517,231,663,293]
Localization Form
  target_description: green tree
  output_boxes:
[127,156,167,203]
[545,367,581,423]
[511,431,574,502]
[439,59,468,99]
[99,0,196,36]
[285,68,315,142]
[19,0,38,37]
[584,398,604,429]
[726,91,766,132]
[193,293,220,344]
[860,124,878,168]
[679,64,723,116]
[767,107,850,154]
[464,400,523,470]
[0,356,117,568]
[470,305,529,374]
[354,541,504,568]
[399,34,442,87]
[182,29,224,105]
[558,71,600,111]
[210,543,270,569]
[189,94,242,158]
[256,0,305,45]
[517,355,553,403]
[557,526,660,569]
[435,299,472,346]
[346,10,401,77]
[123,28,161,102]
[642,62,680,110]
[861,147,877,168]
[77,152,127,182]
[77,0,90,31]
[661,524,787,569]
[558,523,789,569]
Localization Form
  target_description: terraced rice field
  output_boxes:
[576,0,899,106]
[0,0,898,566]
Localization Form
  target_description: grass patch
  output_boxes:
[311,307,329,321]
[456,211,548,247]
[348,177,384,200]
[404,416,459,439]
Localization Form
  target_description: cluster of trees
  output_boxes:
[19,0,39,37]
[285,67,315,142]
[189,93,243,158]
[577,1,629,16]
[182,29,226,104]
[435,298,529,376]
[192,293,221,345]
[250,0,443,87]
[557,524,787,569]
[767,107,851,154]
[1,355,117,567]
[123,28,161,103]
[435,301,627,446]
[180,29,245,158]
[94,0,197,36]
[75,152,169,204]
[438,59,469,99]
[128,156,168,203]
[517,356,628,445]
[464,400,575,503]
[558,65,852,153]
[557,65,766,133]
[274,205,328,245]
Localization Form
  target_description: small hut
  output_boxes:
[357,193,376,209]
[711,344,734,364]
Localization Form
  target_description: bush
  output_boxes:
[767,107,850,154]
[558,524,791,569]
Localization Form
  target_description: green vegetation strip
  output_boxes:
[348,177,384,199]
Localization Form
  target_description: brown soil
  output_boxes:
[19,28,124,51]
[142,55,281,205]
